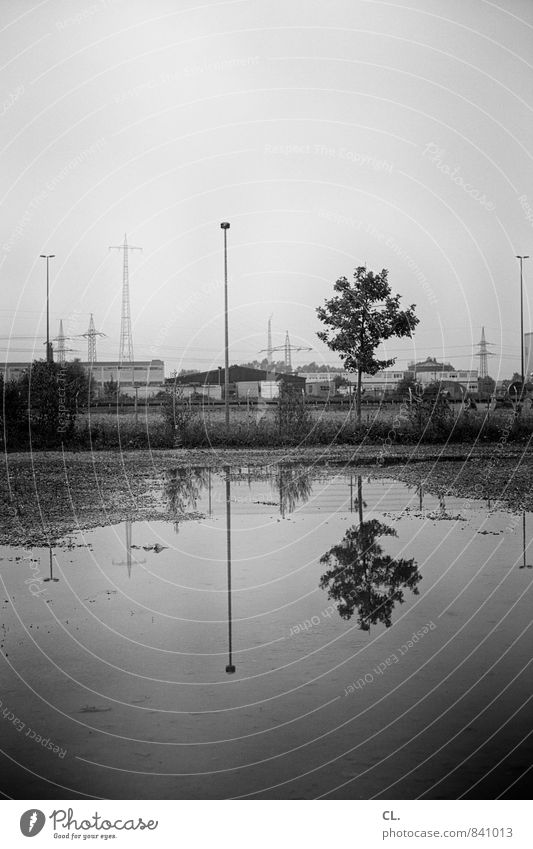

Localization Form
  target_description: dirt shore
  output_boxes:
[1,444,531,547]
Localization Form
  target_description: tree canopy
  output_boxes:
[317,266,419,421]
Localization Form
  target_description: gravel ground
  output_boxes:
[1,444,531,546]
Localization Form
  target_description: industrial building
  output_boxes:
[0,359,165,399]
[407,357,478,392]
[170,366,305,400]
[85,359,165,398]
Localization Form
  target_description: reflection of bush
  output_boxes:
[164,467,210,517]
[276,465,314,516]
[319,519,421,630]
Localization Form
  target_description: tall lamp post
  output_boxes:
[516,255,529,393]
[220,222,230,427]
[40,254,55,363]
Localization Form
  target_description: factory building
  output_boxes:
[85,360,165,398]
[0,359,165,399]
[170,366,305,400]
[407,358,478,392]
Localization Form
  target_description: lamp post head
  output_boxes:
[516,255,530,259]
[220,222,230,229]
[225,664,236,674]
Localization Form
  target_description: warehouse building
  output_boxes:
[85,359,165,398]
[407,358,478,392]
[169,366,305,400]
[0,359,165,399]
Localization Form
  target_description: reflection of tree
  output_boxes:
[319,518,422,630]
[164,467,210,527]
[277,466,314,517]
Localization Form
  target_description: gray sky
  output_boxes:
[1,0,532,376]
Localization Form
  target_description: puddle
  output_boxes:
[1,466,532,799]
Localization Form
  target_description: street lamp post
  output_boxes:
[221,222,230,428]
[40,254,55,363]
[516,255,530,394]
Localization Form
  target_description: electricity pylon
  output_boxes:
[475,326,495,379]
[259,331,312,372]
[80,313,105,364]
[109,233,142,375]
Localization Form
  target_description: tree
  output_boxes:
[296,361,344,374]
[0,374,26,448]
[19,359,94,446]
[275,380,311,441]
[64,359,94,411]
[477,375,495,402]
[408,381,452,436]
[394,372,418,401]
[316,267,419,422]
[103,378,119,402]
[334,374,348,392]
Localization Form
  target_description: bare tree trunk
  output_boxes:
[356,366,362,424]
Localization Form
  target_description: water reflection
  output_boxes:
[225,467,235,673]
[276,466,314,517]
[163,467,211,530]
[520,512,532,569]
[112,520,145,578]
[43,543,59,583]
[319,476,422,630]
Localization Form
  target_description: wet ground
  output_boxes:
[0,464,532,799]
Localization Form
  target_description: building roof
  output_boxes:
[171,366,304,385]
[408,357,456,372]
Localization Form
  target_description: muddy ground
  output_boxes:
[1,444,531,546]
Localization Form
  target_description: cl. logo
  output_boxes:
[20,810,46,837]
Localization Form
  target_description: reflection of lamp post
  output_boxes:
[43,545,59,582]
[112,520,145,578]
[221,222,231,428]
[40,254,55,363]
[225,467,236,673]
[520,511,532,569]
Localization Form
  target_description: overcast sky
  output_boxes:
[1,0,532,376]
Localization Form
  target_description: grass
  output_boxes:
[70,403,533,450]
